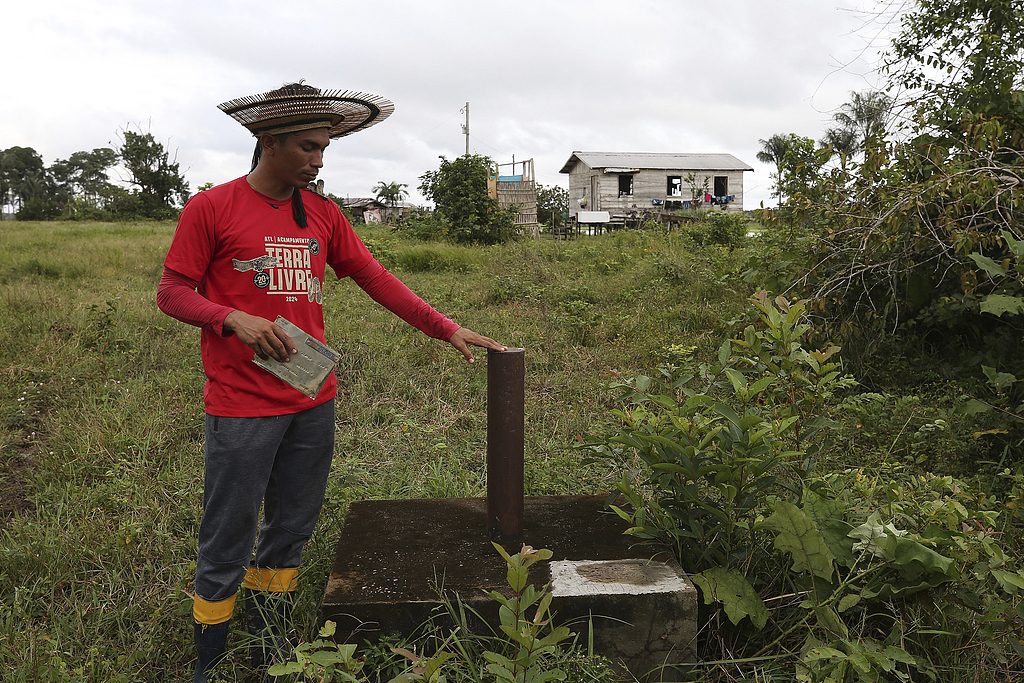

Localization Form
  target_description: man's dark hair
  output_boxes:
[249,81,319,228]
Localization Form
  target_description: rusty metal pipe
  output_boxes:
[487,348,525,545]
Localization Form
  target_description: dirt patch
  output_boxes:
[1,448,36,521]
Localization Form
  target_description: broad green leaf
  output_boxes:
[712,402,743,428]
[739,414,764,431]
[724,367,748,393]
[485,662,518,683]
[498,604,516,629]
[861,578,949,600]
[640,433,688,452]
[421,651,456,678]
[526,669,567,683]
[982,364,1017,390]
[849,511,905,560]
[491,542,513,564]
[802,490,855,568]
[957,398,992,415]
[877,535,956,581]
[992,569,1024,595]
[969,252,1007,278]
[268,662,303,675]
[814,605,849,639]
[838,593,861,612]
[682,394,716,412]
[847,651,871,673]
[308,650,352,666]
[803,646,847,663]
[980,294,1024,317]
[483,651,515,668]
[507,564,528,592]
[718,340,732,365]
[765,501,835,580]
[691,567,769,629]
[1001,229,1024,257]
[534,590,553,623]
[650,394,676,409]
[536,626,572,648]
[749,376,776,399]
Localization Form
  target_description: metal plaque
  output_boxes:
[252,316,340,399]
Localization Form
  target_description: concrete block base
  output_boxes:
[322,495,697,680]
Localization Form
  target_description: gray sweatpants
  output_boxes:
[195,399,335,602]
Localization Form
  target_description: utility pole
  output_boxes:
[461,102,469,156]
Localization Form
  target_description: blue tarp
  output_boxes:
[498,175,523,182]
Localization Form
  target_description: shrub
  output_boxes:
[682,212,748,248]
[16,198,60,221]
[418,155,518,245]
[360,237,398,268]
[393,245,478,273]
[392,207,449,242]
[582,292,1024,681]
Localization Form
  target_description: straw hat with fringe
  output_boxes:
[218,82,394,139]
[218,82,394,228]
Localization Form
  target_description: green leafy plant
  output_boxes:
[268,621,366,681]
[388,647,456,683]
[267,545,575,683]
[484,544,572,683]
[587,294,1024,681]
[584,293,853,572]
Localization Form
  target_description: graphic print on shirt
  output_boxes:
[232,254,280,289]
[232,236,323,304]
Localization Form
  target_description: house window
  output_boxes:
[667,176,682,197]
[714,176,728,197]
[618,174,633,196]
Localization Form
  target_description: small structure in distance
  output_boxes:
[341,198,415,224]
[340,197,386,224]
[489,158,538,237]
[560,151,753,227]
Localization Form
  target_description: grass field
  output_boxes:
[0,220,752,681]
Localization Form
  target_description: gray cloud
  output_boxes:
[2,0,889,209]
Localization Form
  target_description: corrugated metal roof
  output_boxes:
[560,151,753,174]
[341,197,384,208]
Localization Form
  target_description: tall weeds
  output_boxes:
[0,220,749,680]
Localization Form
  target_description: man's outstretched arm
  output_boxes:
[350,259,505,362]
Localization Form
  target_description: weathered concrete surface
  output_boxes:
[322,495,696,680]
[549,558,698,679]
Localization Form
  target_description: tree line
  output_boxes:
[751,0,1024,398]
[0,128,189,221]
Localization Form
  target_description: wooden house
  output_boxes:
[559,152,753,220]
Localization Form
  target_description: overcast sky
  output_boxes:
[2,0,900,210]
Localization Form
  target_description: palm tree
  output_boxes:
[373,181,408,223]
[756,134,794,205]
[833,90,892,157]
[819,127,858,172]
[19,175,47,202]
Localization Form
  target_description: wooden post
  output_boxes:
[487,348,525,545]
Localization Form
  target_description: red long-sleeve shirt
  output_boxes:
[156,259,460,341]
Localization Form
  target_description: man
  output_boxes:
[156,83,504,682]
